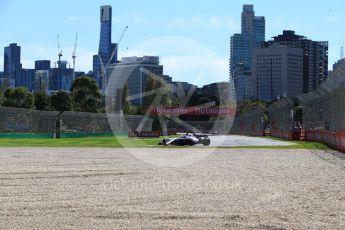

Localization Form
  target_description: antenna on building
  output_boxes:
[340,40,344,60]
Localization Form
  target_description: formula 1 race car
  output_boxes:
[159,133,211,146]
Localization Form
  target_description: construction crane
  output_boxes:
[108,25,128,63]
[57,34,63,62]
[72,33,78,72]
[99,25,128,93]
[340,40,344,60]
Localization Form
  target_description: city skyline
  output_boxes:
[0,0,344,86]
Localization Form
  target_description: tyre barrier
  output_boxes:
[270,129,345,152]
[270,129,305,141]
[305,130,345,152]
[270,130,293,140]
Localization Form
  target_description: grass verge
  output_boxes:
[0,137,160,148]
[0,136,330,150]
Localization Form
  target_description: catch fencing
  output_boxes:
[297,61,345,132]
[296,60,345,151]
[230,109,265,136]
[267,98,295,139]
[261,60,345,151]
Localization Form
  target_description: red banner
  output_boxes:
[149,106,236,116]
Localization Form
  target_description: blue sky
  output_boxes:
[0,0,344,86]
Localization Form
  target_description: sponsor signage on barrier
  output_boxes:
[128,131,161,138]
[149,106,236,116]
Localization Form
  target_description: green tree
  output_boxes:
[236,100,268,115]
[143,75,170,107]
[71,76,101,112]
[122,82,131,114]
[34,92,49,110]
[2,87,34,109]
[50,90,72,112]
[0,84,6,105]
[143,75,156,107]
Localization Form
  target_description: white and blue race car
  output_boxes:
[160,133,211,146]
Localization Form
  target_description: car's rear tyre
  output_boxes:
[201,138,211,146]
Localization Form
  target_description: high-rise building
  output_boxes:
[108,56,163,106]
[15,68,35,90]
[241,5,255,35]
[0,72,4,88]
[33,60,51,93]
[4,43,22,88]
[232,63,255,101]
[49,61,74,92]
[162,75,172,84]
[35,60,50,71]
[262,30,328,93]
[75,71,86,78]
[34,70,49,94]
[230,5,265,101]
[93,5,117,91]
[202,82,232,105]
[171,81,197,95]
[254,16,265,47]
[230,34,251,70]
[252,46,304,102]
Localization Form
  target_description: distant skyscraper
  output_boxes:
[93,5,117,91]
[262,30,328,93]
[4,43,22,88]
[35,60,51,71]
[253,46,304,102]
[15,69,35,90]
[230,34,251,70]
[34,70,49,94]
[49,61,74,92]
[254,16,265,47]
[108,56,163,106]
[230,5,265,101]
[232,63,255,101]
[202,82,232,105]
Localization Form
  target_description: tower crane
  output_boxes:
[72,33,78,71]
[57,34,63,63]
[99,25,128,93]
[341,40,344,60]
[108,25,128,64]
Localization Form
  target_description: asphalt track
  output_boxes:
[208,135,296,147]
[0,145,345,229]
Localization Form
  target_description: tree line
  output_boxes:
[0,76,102,113]
[0,74,233,115]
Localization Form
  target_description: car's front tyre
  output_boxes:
[201,138,211,146]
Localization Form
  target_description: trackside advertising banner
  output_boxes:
[149,106,236,116]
